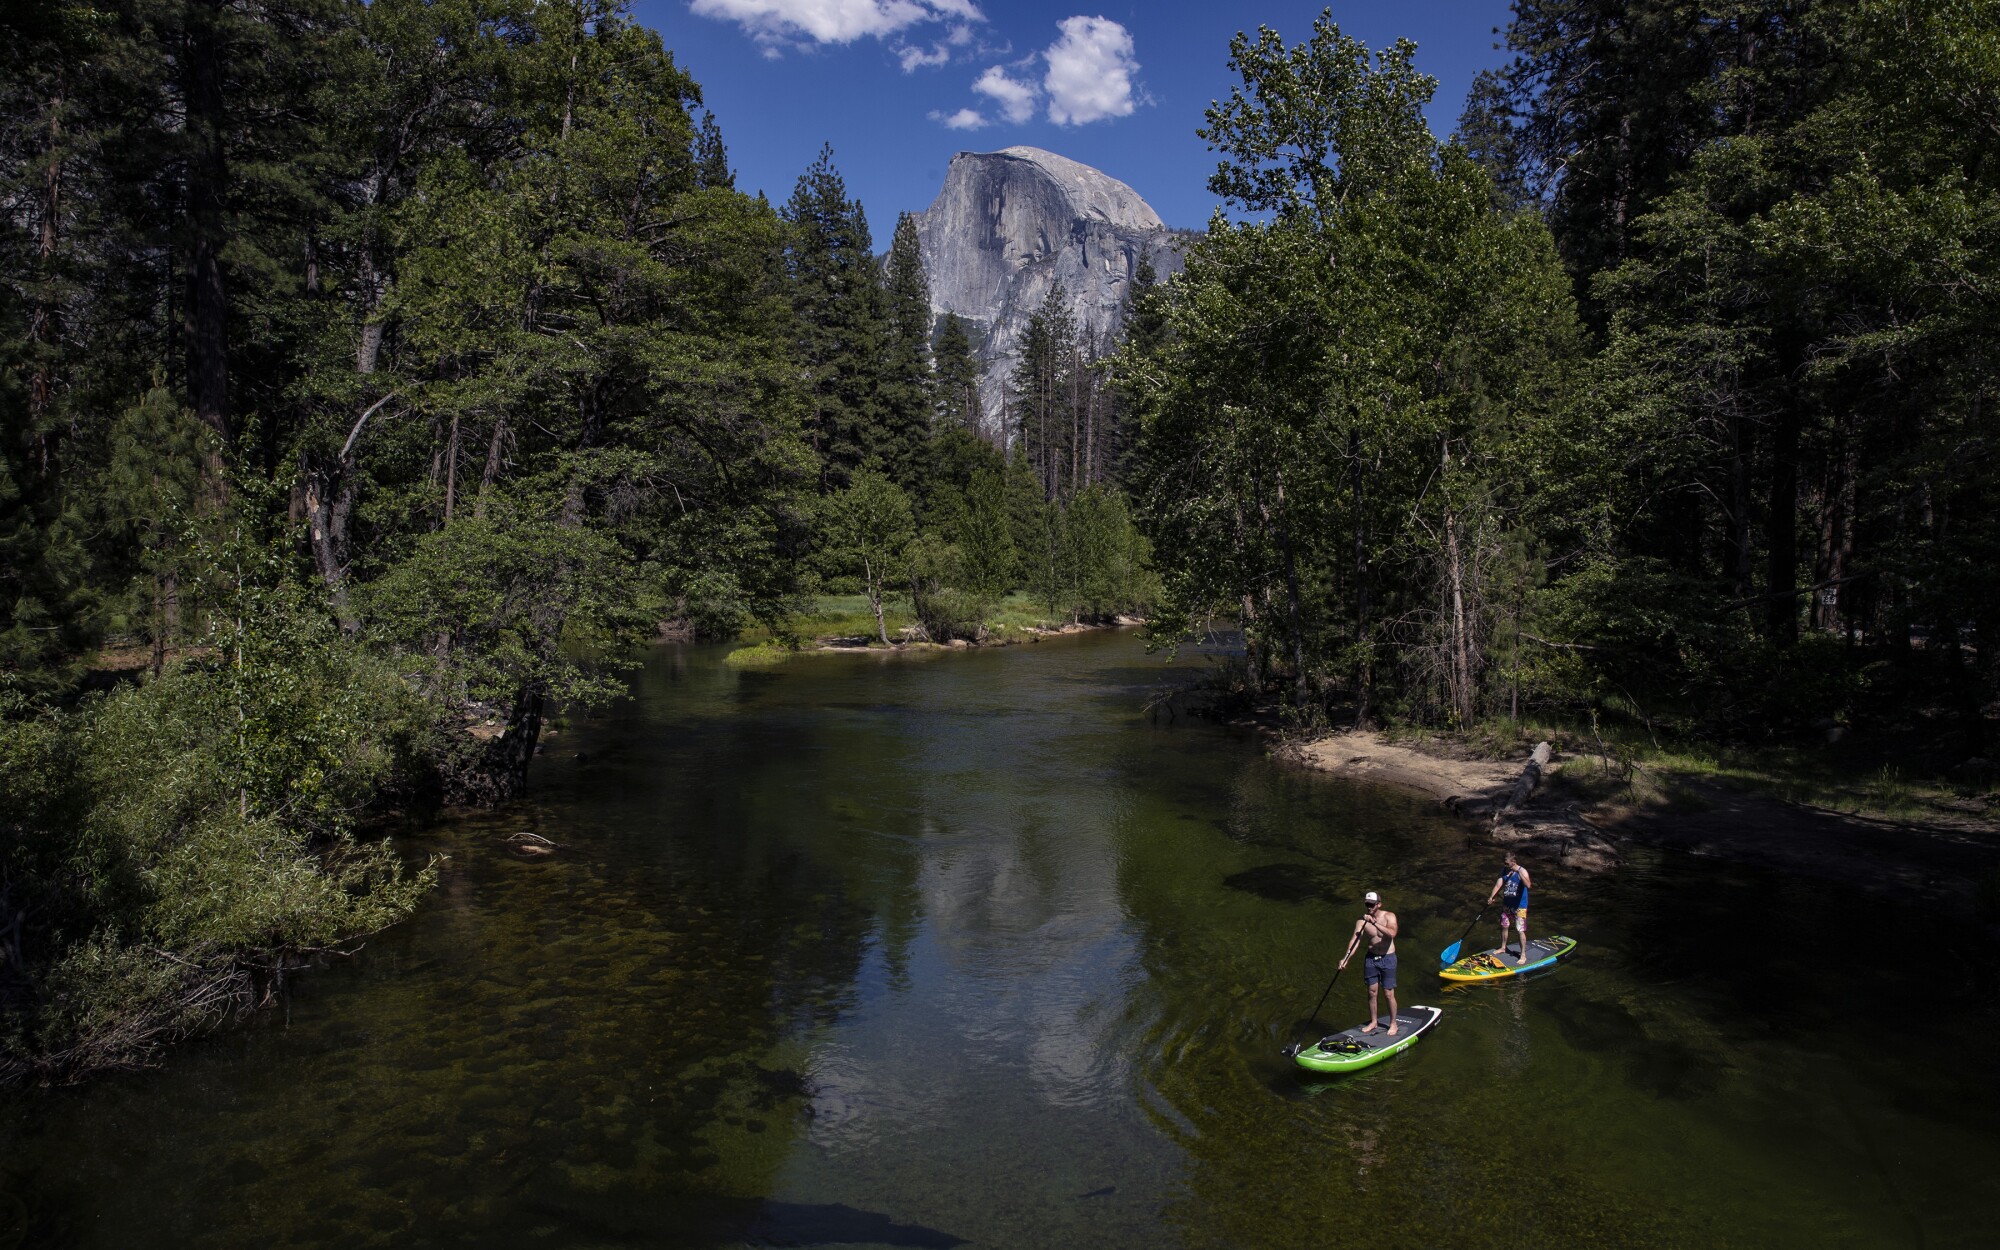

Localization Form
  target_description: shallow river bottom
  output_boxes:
[4,631,1996,1248]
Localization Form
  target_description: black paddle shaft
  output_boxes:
[1295,932,1368,1042]
[1282,963,1346,1057]
[1303,963,1344,1029]
[1445,902,1489,959]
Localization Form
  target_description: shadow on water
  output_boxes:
[520,1193,967,1249]
[1221,862,1340,903]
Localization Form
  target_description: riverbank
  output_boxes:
[1283,729,2000,918]
[725,605,1143,666]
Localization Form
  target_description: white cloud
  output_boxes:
[972,65,1038,124]
[899,42,952,71]
[930,107,988,130]
[1041,16,1138,125]
[691,0,984,50]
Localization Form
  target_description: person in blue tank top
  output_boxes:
[1486,852,1533,965]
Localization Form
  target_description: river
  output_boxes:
[3,631,1995,1248]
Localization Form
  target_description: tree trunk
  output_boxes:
[1765,409,1800,645]
[152,567,178,678]
[1351,428,1373,726]
[1498,741,1554,816]
[26,80,63,443]
[183,0,231,480]
[303,457,358,632]
[1443,499,1475,724]
[1270,469,1309,707]
[459,684,547,804]
[1239,592,1263,691]
[1728,414,1754,602]
[475,415,508,518]
[865,555,889,644]
[443,409,461,522]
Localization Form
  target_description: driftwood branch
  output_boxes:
[1519,633,1600,652]
[340,389,401,461]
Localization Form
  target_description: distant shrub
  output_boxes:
[723,642,792,669]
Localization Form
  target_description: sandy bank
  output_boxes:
[1283,730,2000,917]
[727,618,1141,666]
[1282,732,1622,872]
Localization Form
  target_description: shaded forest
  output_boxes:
[1125,2,1998,756]
[0,0,1148,1078]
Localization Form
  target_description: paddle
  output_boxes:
[1438,901,1489,968]
[1281,956,1351,1058]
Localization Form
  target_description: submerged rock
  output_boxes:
[913,146,1188,439]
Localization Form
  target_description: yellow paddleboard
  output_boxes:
[1439,934,1577,982]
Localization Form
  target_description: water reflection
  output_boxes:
[1,633,1996,1249]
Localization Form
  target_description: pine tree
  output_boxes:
[932,311,984,442]
[783,145,887,489]
[878,212,934,493]
[1003,444,1053,602]
[1010,285,1079,500]
[956,467,1017,597]
[1108,250,1171,485]
[694,110,733,189]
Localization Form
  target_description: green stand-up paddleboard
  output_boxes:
[1292,1006,1441,1074]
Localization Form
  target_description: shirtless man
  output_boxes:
[1488,852,1534,965]
[1337,891,1400,1035]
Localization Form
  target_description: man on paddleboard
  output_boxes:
[1488,853,1533,964]
[1338,891,1400,1035]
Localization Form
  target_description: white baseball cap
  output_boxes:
[1363,890,1380,903]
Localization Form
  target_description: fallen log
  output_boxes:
[1496,741,1554,820]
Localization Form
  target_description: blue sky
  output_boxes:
[627,2,1518,233]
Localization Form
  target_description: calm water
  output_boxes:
[3,632,1996,1248]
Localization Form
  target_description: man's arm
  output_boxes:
[1519,866,1533,890]
[1487,876,1502,904]
[1339,920,1363,968]
[1381,912,1399,940]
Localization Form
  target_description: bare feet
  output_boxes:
[1360,1020,1379,1034]
[1386,1024,1399,1037]
[1517,955,1529,965]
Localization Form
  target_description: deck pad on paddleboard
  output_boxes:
[1440,934,1577,982]
[1293,1005,1441,1074]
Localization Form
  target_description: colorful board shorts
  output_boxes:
[1502,899,1529,925]
[1363,951,1397,989]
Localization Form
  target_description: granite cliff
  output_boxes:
[912,147,1186,440]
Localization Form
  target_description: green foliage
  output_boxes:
[904,532,992,643]
[932,464,1018,598]
[784,145,887,489]
[1063,487,1156,620]
[819,470,917,644]
[932,311,984,435]
[1009,284,1122,503]
[722,641,792,669]
[1,581,435,1077]
[879,212,936,492]
[1131,12,1581,720]
[360,498,648,714]
[0,0,827,1076]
